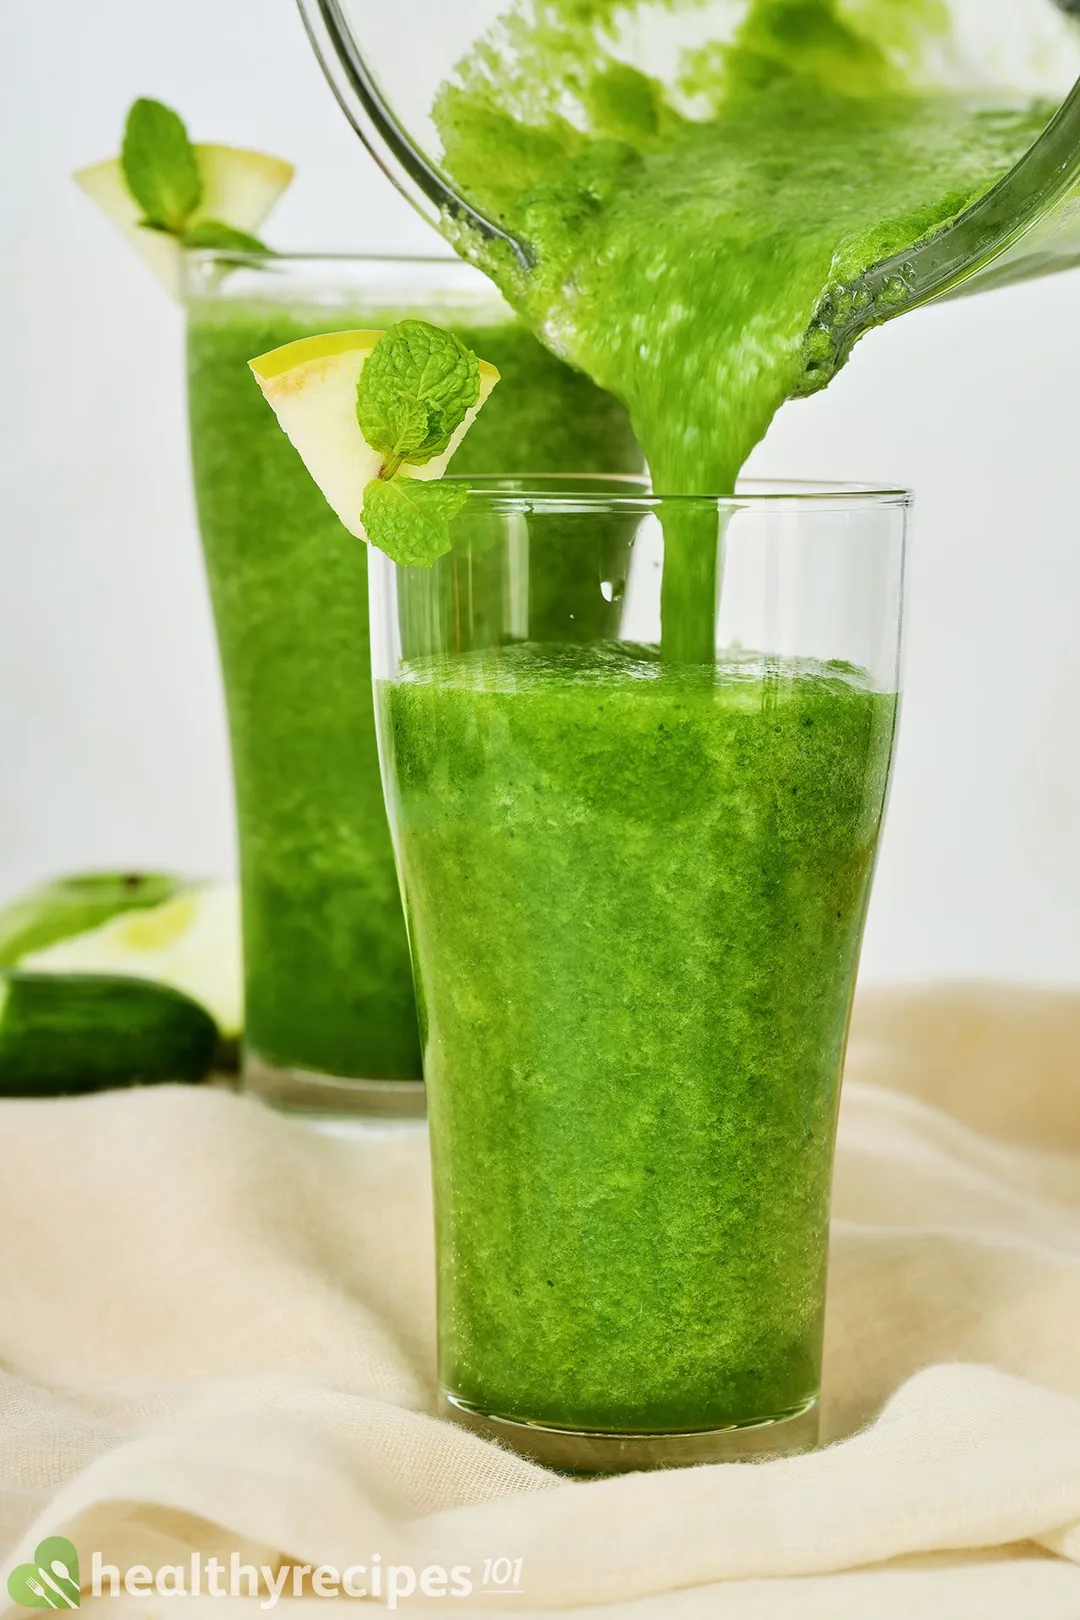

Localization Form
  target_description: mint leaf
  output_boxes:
[121,99,203,233]
[373,396,429,463]
[361,477,469,567]
[182,220,272,254]
[357,320,481,469]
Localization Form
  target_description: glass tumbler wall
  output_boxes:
[186,254,641,1115]
[372,479,907,1469]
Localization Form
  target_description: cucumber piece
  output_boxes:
[0,872,186,966]
[0,971,218,1096]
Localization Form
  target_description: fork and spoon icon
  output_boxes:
[23,1561,79,1609]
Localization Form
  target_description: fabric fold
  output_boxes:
[3,984,1080,1616]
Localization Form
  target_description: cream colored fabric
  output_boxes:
[3,984,1080,1618]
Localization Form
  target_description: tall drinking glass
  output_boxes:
[372,478,906,1469]
[186,255,641,1117]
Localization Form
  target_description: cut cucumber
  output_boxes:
[0,871,187,966]
[0,971,218,1096]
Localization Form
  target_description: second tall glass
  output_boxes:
[186,253,642,1115]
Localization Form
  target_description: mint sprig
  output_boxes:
[181,221,273,253]
[358,321,486,566]
[362,479,469,566]
[357,320,481,477]
[120,98,271,255]
[122,99,202,232]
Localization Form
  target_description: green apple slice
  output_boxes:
[0,871,188,966]
[249,330,500,541]
[74,144,294,300]
[20,879,242,1040]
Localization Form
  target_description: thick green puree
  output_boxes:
[188,291,638,1082]
[437,0,1053,493]
[435,1,1050,654]
[381,643,896,1431]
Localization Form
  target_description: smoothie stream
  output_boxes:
[435,0,1053,645]
[187,279,639,1083]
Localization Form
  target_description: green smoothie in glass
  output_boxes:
[186,256,640,1101]
[365,483,906,1465]
[381,641,896,1436]
[75,106,648,1106]
[242,0,1047,1457]
[359,0,1045,1455]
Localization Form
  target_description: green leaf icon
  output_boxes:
[7,1537,81,1608]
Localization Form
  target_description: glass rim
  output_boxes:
[184,248,469,269]
[183,259,909,510]
[440,474,912,510]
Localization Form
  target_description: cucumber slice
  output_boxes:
[0,971,218,1096]
[0,872,187,966]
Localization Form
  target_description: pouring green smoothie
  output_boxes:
[252,0,1065,1463]
[433,0,1055,653]
[252,328,904,1462]
[436,0,1056,493]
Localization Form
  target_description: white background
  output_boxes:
[3,0,1080,984]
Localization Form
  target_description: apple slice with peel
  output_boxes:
[74,145,294,301]
[249,330,500,542]
[21,880,242,1040]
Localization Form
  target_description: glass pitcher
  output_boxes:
[297,0,1080,370]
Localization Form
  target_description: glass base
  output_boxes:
[440,1391,820,1474]
[242,1052,426,1120]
